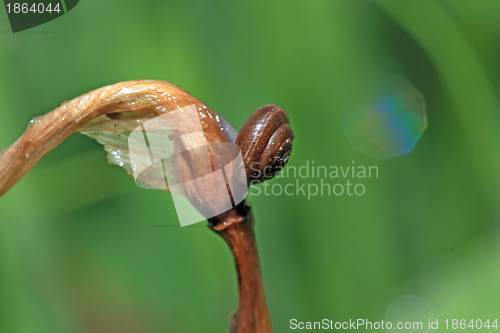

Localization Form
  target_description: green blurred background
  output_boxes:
[1,0,500,332]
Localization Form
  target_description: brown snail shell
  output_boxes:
[235,105,294,184]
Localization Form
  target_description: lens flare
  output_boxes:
[339,75,427,159]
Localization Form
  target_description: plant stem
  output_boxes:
[209,203,272,333]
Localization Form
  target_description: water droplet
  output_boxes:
[28,116,42,127]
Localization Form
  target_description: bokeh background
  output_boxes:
[1,0,500,332]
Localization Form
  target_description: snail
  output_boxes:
[0,79,294,229]
[236,105,294,184]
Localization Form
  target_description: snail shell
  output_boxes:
[235,105,294,184]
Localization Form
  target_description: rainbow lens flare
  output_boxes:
[339,76,427,159]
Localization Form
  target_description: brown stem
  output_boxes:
[209,203,272,333]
